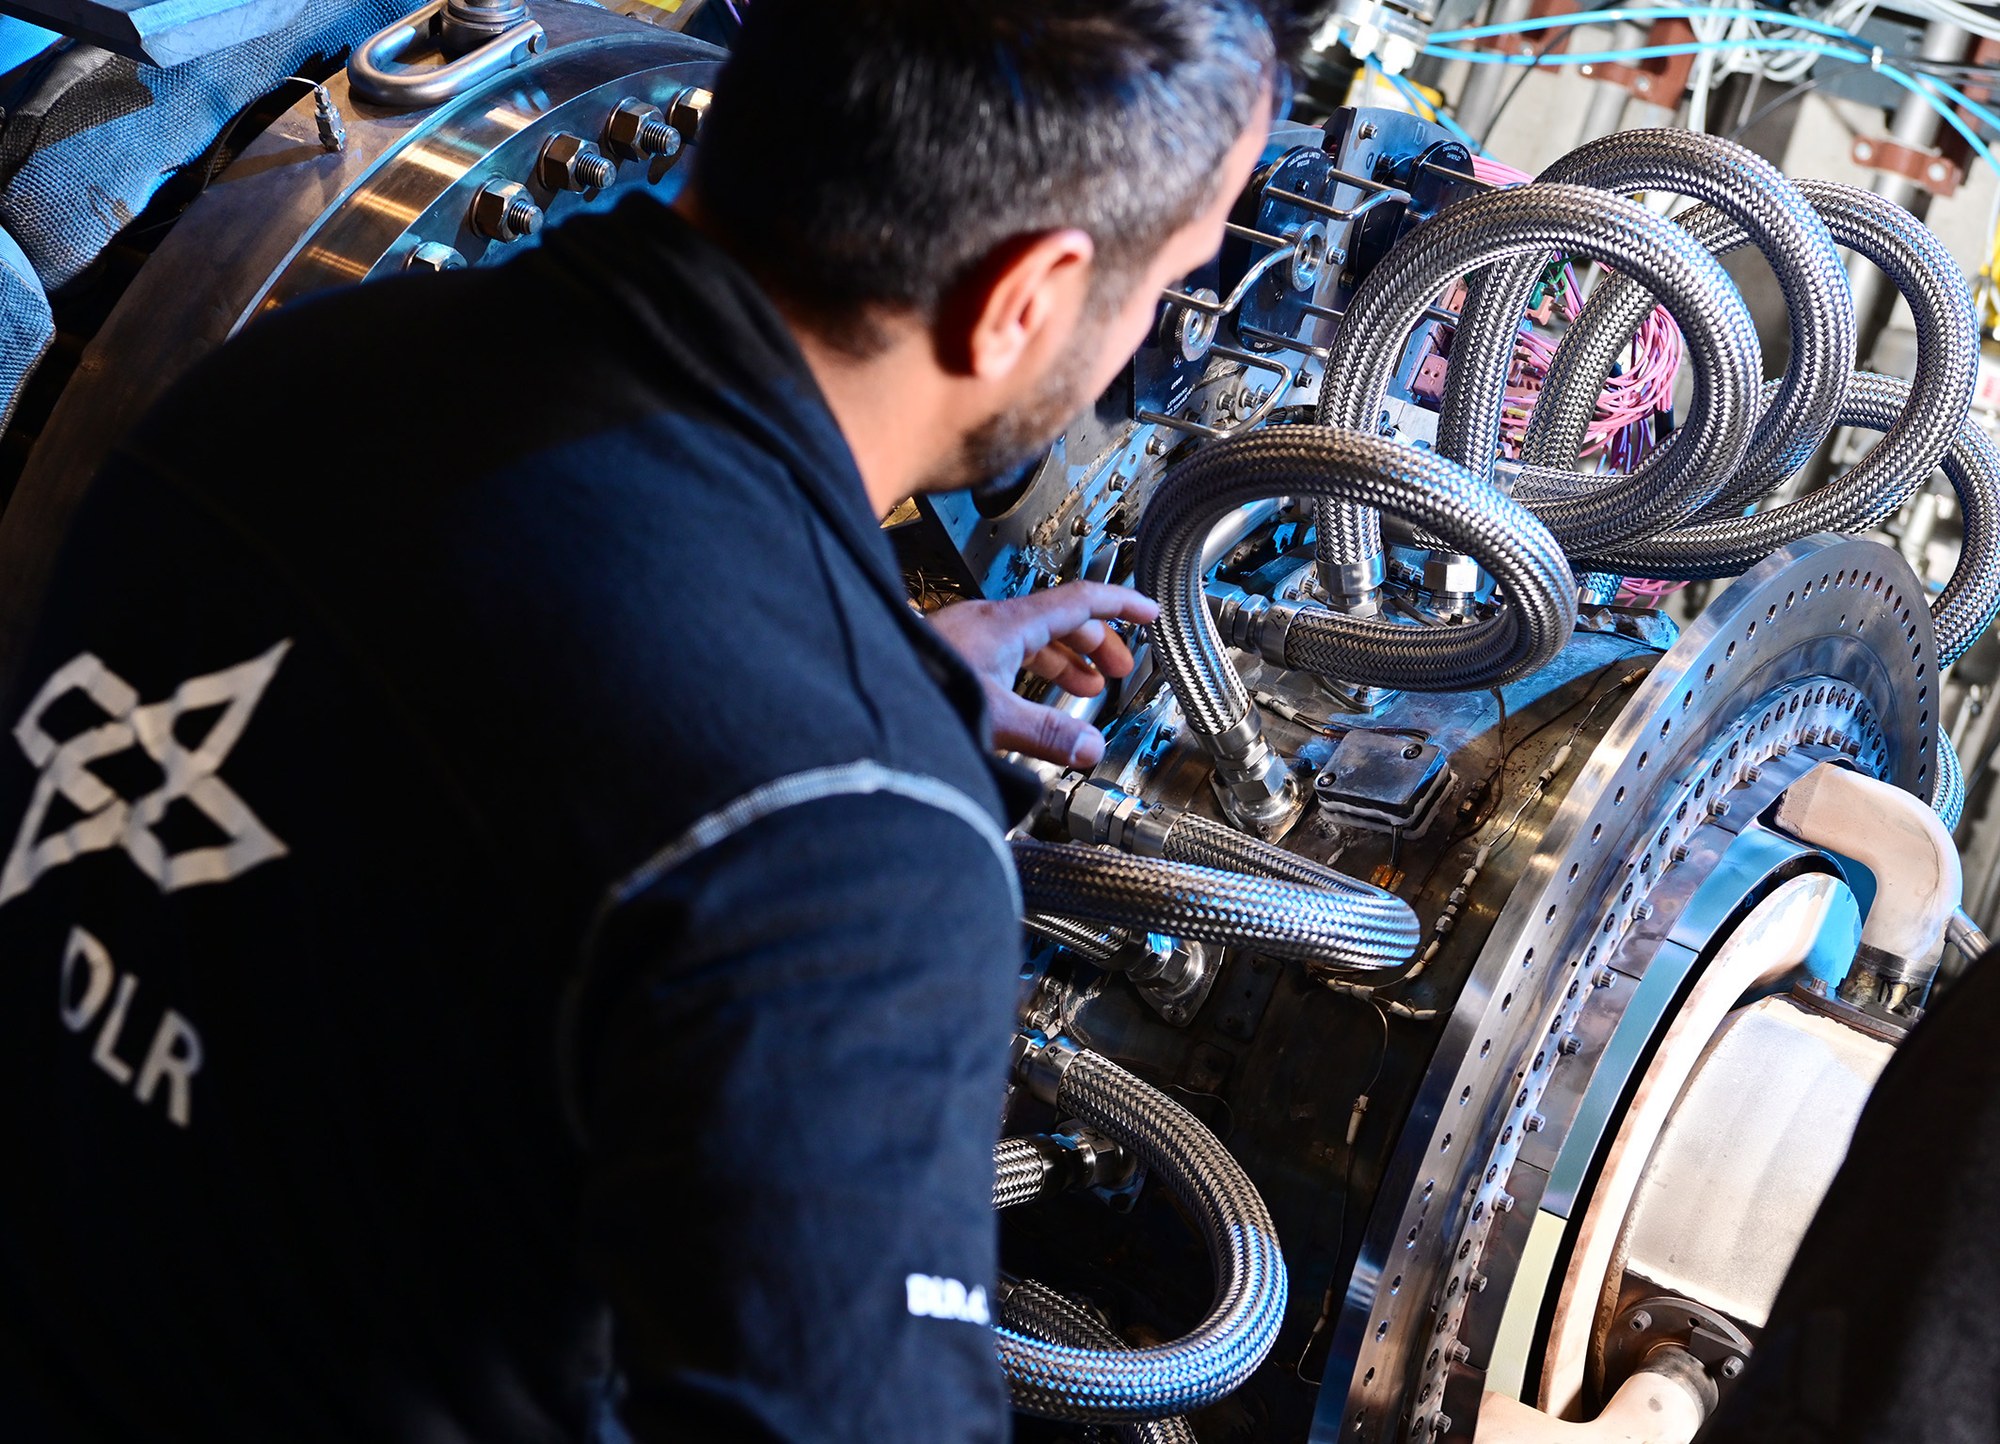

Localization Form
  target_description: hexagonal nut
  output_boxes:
[468,179,542,243]
[1423,553,1482,596]
[537,132,618,193]
[404,241,466,274]
[604,97,681,165]
[667,85,713,140]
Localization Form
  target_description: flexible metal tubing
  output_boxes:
[998,1281,1199,1443]
[1440,131,1837,548]
[1806,372,1999,668]
[1529,131,1848,514]
[1160,808,1382,895]
[1937,730,1966,833]
[1012,839,1419,970]
[1525,181,1974,565]
[993,1046,1287,1420]
[1137,427,1574,729]
[1025,912,1127,963]
[1314,179,1759,582]
[1568,363,1995,586]
[994,1137,1052,1210]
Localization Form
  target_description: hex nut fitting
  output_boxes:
[667,84,713,140]
[404,241,466,273]
[604,97,683,165]
[468,179,543,243]
[537,132,619,192]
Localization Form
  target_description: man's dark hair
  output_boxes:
[693,0,1286,352]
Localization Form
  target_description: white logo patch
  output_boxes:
[905,1273,991,1325]
[0,642,293,906]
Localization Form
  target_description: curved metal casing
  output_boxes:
[0,1,721,699]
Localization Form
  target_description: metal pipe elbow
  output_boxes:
[1773,761,1963,986]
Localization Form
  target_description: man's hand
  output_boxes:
[928,581,1159,767]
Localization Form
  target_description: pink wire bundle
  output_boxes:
[1462,155,1685,469]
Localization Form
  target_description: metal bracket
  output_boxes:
[347,0,545,109]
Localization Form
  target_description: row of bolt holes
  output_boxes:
[1355,565,1911,1421]
[1354,678,1885,1424]
[1361,568,1921,1427]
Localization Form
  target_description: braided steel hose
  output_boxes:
[1160,809,1381,895]
[1025,913,1128,963]
[1443,131,1842,545]
[994,1137,1054,1210]
[996,1040,1286,1420]
[1313,181,1758,582]
[1527,182,1974,560]
[1012,840,1418,970]
[998,1281,1199,1444]
[1937,730,1966,833]
[1573,366,1998,597]
[1137,428,1574,726]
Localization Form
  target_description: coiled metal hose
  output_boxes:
[1530,185,1976,579]
[1450,130,1849,535]
[1138,427,1573,721]
[1012,839,1419,971]
[995,1041,1286,1420]
[1314,180,1760,583]
[1795,372,2000,667]
[998,1281,1199,1444]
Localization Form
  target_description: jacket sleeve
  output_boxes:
[568,785,1021,1444]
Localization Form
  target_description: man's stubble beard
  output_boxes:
[931,316,1111,499]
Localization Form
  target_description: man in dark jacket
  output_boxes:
[0,1,1280,1440]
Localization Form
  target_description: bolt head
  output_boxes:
[1721,1355,1746,1379]
[1629,1309,1653,1332]
[404,240,465,273]
[667,84,714,140]
[468,179,540,242]
[538,131,619,192]
[605,98,657,154]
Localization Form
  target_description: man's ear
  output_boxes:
[936,229,1095,380]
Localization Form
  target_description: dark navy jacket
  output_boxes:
[0,194,1025,1443]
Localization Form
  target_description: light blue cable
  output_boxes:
[1432,5,1888,47]
[1417,35,2000,177]
[1371,57,1493,155]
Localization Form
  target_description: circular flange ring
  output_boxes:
[1317,533,1935,1442]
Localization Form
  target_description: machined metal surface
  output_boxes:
[0,1,720,694]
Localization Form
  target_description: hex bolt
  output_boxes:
[538,132,619,192]
[1523,1111,1547,1134]
[468,179,543,243]
[1629,1310,1653,1332]
[604,97,683,165]
[1468,1272,1489,1293]
[1721,1356,1746,1380]
[667,84,713,140]
[404,241,466,273]
[1595,968,1618,990]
